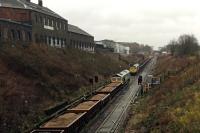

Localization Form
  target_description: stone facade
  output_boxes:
[0,18,32,44]
[68,24,94,52]
[31,11,68,48]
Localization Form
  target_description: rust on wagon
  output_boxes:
[97,86,115,93]
[89,94,108,101]
[67,101,99,113]
[106,82,121,87]
[40,112,86,128]
[31,129,65,133]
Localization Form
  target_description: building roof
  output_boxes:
[0,0,65,20]
[68,24,93,37]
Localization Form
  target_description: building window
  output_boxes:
[51,20,54,26]
[11,29,15,40]
[63,24,65,30]
[60,23,62,29]
[48,36,51,45]
[43,18,46,25]
[59,39,62,46]
[61,38,63,46]
[47,19,50,26]
[57,37,59,44]
[21,30,25,41]
[53,37,55,45]
[27,32,31,41]
[56,22,58,29]
[62,39,64,46]
[17,30,21,40]
[51,37,53,46]
[70,40,72,45]
[40,16,42,24]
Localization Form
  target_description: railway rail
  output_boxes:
[30,57,154,133]
[93,57,156,133]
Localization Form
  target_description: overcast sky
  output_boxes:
[32,0,200,49]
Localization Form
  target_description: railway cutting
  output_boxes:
[86,57,157,133]
[30,57,155,133]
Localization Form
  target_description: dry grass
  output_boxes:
[126,55,200,133]
[0,44,140,133]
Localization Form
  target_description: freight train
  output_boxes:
[111,70,130,84]
[129,58,152,75]
[129,64,139,75]
[31,59,151,133]
[31,70,129,133]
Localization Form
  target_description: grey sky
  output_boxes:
[32,0,200,49]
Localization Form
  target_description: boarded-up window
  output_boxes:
[27,32,31,41]
[11,29,15,40]
[57,37,59,44]
[17,30,21,40]
[53,37,55,45]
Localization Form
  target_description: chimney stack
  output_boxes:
[38,0,43,6]
[26,0,30,2]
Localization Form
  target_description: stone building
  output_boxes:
[68,24,94,52]
[115,43,130,55]
[0,0,94,51]
[95,40,130,54]
[0,18,32,44]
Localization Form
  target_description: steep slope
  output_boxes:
[0,45,128,133]
[126,55,200,133]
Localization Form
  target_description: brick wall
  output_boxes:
[0,7,31,23]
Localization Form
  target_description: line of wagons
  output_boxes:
[31,59,151,133]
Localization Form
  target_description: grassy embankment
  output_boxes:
[125,55,200,133]
[0,44,146,133]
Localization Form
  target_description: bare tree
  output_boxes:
[167,39,178,55]
[177,34,199,56]
[164,34,199,56]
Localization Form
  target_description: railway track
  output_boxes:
[92,57,157,133]
[31,57,156,133]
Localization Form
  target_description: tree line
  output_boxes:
[161,34,199,56]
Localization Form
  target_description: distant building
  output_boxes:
[115,43,130,55]
[0,0,94,52]
[95,40,114,53]
[68,24,94,52]
[101,40,116,48]
[162,51,170,55]
[95,40,130,55]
